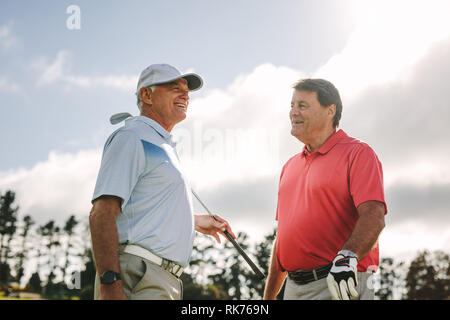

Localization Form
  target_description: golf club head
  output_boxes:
[110,112,132,125]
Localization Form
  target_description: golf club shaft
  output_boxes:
[191,189,266,279]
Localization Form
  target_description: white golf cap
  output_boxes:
[136,63,203,93]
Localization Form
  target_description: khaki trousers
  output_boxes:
[283,271,375,300]
[94,250,183,300]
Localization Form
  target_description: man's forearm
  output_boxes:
[89,198,126,299]
[89,208,121,275]
[263,239,287,300]
[342,209,385,260]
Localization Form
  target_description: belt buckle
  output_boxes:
[161,259,181,277]
[162,259,173,270]
[167,261,175,272]
[172,264,181,275]
[312,269,318,281]
[288,268,320,285]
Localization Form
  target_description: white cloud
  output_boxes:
[35,50,136,91]
[37,50,71,85]
[65,74,137,91]
[0,76,20,92]
[380,219,450,262]
[314,0,450,103]
[174,63,302,190]
[0,23,18,50]
[0,149,102,225]
[384,157,450,189]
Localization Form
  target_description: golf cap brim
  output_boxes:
[149,73,203,91]
[137,64,203,93]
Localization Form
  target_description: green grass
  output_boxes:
[0,291,84,300]
[0,291,37,300]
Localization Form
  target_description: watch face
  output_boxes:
[101,271,118,284]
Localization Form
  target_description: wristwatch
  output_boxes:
[100,270,121,284]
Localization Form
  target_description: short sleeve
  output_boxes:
[92,129,146,207]
[349,145,387,214]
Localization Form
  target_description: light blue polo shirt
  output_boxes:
[92,116,195,267]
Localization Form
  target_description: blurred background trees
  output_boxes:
[404,250,450,300]
[0,189,94,299]
[0,188,448,300]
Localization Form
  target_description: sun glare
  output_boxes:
[314,0,450,101]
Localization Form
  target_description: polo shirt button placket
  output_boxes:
[305,153,314,167]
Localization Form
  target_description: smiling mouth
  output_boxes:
[176,103,187,111]
[292,120,304,125]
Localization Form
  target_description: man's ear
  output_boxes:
[140,87,153,106]
[328,104,336,118]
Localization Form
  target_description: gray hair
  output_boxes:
[137,86,156,111]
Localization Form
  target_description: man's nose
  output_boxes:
[180,91,189,102]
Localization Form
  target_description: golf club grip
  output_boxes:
[223,230,266,280]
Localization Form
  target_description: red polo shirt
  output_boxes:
[276,129,387,272]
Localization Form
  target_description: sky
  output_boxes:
[1,0,450,277]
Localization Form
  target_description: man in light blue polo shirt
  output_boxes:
[90,64,235,300]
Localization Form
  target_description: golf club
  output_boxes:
[110,112,132,125]
[191,189,266,280]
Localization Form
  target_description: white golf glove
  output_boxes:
[326,250,359,300]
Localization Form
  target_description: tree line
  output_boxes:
[0,190,94,299]
[0,189,448,300]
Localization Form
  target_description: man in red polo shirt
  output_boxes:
[263,79,387,300]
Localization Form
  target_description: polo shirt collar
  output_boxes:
[317,129,347,154]
[134,116,175,145]
[302,129,348,157]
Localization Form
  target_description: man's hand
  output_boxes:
[194,214,236,243]
[326,250,359,300]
